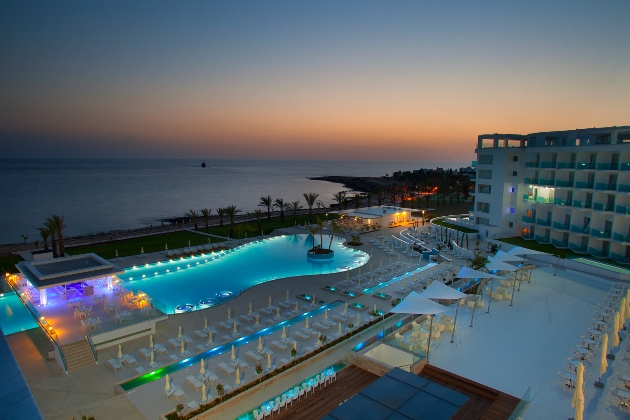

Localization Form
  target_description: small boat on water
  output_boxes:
[201,161,206,167]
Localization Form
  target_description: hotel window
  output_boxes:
[509,187,515,193]
[508,222,514,228]
[595,134,611,144]
[513,156,518,161]
[618,134,630,144]
[477,202,490,213]
[477,184,491,194]
[478,155,493,164]
[512,171,517,176]
[476,217,490,225]
[478,170,492,179]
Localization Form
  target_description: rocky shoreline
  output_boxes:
[309,175,393,193]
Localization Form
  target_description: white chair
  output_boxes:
[108,358,123,371]
[253,409,264,420]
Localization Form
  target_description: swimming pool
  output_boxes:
[121,234,369,314]
[0,292,39,335]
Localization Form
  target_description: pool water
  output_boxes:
[122,234,369,313]
[0,292,39,335]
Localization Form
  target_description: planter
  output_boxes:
[307,249,335,261]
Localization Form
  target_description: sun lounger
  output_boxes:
[239,314,254,323]
[313,322,330,331]
[246,350,264,363]
[193,330,207,339]
[292,331,310,341]
[155,343,168,354]
[123,354,137,365]
[322,319,337,328]
[234,358,249,369]
[168,338,180,348]
[259,307,274,315]
[169,355,180,362]
[187,401,199,410]
[108,358,123,371]
[135,366,147,374]
[219,362,236,376]
[186,375,204,390]
[245,325,261,333]
[271,340,289,351]
[202,326,218,334]
[182,335,193,344]
[257,347,274,356]
[218,322,232,330]
[139,348,152,360]
[171,384,186,400]
[204,370,220,383]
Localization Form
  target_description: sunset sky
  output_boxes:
[1,1,629,161]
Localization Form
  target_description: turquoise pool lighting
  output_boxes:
[122,234,369,314]
[360,262,437,295]
[0,292,39,335]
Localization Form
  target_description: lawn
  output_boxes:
[0,254,23,275]
[431,219,478,233]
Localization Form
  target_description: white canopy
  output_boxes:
[422,281,467,300]
[493,250,525,262]
[456,267,497,279]
[486,257,518,272]
[507,246,547,256]
[390,291,449,315]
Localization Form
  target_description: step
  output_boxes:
[61,339,97,373]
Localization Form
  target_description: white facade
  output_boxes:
[471,126,630,265]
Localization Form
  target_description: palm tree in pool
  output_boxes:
[258,196,273,220]
[332,191,346,210]
[185,210,199,230]
[285,201,303,225]
[200,208,211,232]
[273,198,285,222]
[307,226,319,250]
[328,222,345,250]
[37,227,50,251]
[44,219,58,258]
[216,207,225,226]
[316,216,324,249]
[224,205,241,238]
[303,192,319,223]
[46,214,66,256]
[253,209,265,234]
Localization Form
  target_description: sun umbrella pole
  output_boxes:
[470,289,477,328]
[487,277,494,314]
[451,301,459,343]
[510,272,517,307]
[426,315,434,363]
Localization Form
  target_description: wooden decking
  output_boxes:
[420,364,521,420]
[272,365,379,420]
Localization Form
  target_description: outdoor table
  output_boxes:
[593,320,607,330]
[622,374,630,388]
[564,372,577,387]
[596,311,612,321]
[588,329,602,339]
[609,294,621,301]
[604,299,615,307]
[617,389,630,403]
[581,338,596,350]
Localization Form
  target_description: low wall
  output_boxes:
[91,315,167,349]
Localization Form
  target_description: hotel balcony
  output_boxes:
[554,198,572,206]
[521,232,534,240]
[536,218,551,227]
[568,243,588,253]
[571,225,590,235]
[595,182,617,191]
[590,229,611,239]
[468,206,474,212]
[535,234,550,244]
[611,252,630,265]
[588,247,609,258]
[557,162,576,169]
[524,178,538,185]
[522,194,536,203]
[616,205,630,215]
[575,181,594,189]
[555,180,574,188]
[621,163,630,171]
[613,233,630,244]
[619,184,630,193]
[552,222,570,231]
[522,215,536,223]
[540,162,556,169]
[538,179,555,186]
[576,162,596,170]
[593,203,614,212]
[536,197,554,204]
[525,162,539,168]
[572,200,592,209]
[597,162,619,171]
[551,238,569,248]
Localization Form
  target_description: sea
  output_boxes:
[0,159,470,244]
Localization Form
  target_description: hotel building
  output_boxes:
[470,126,630,265]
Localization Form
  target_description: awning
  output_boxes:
[455,267,497,279]
[389,291,449,315]
[492,250,525,262]
[507,246,547,256]
[485,257,518,272]
[421,281,467,300]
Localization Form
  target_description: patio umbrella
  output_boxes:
[456,266,497,322]
[574,397,584,420]
[149,335,153,348]
[233,322,238,333]
[346,271,349,279]
[140,247,144,254]
[282,326,286,339]
[305,317,309,329]
[312,295,316,304]
[422,280,467,343]
[572,362,584,408]
[596,333,608,387]
[231,345,235,360]
[324,308,328,319]
[204,317,208,329]
[373,304,377,313]
[295,302,299,312]
[403,278,406,287]
[268,296,272,307]
[267,353,272,369]
[492,251,525,262]
[201,383,207,402]
[208,332,213,344]
[178,326,182,338]
[356,313,360,325]
[293,341,297,351]
[199,358,205,374]
[276,307,280,318]
[338,322,342,335]
[150,350,155,365]
[180,340,185,354]
[286,289,289,300]
[258,336,262,350]
[358,278,361,287]
[344,303,348,313]
[619,297,627,322]
[255,314,260,326]
[612,314,620,348]
[249,302,252,314]
[228,308,231,320]
[188,240,191,247]
[117,344,122,359]
[165,374,170,391]
[235,367,241,385]
[317,333,322,347]
[115,250,118,258]
[165,243,168,250]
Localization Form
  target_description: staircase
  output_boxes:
[61,339,97,373]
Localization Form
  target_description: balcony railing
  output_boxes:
[522,194,536,203]
[621,163,630,171]
[525,162,540,168]
[552,222,570,230]
[573,200,592,209]
[611,252,630,265]
[524,178,538,185]
[540,162,556,169]
[568,243,588,253]
[595,183,617,191]
[557,162,576,169]
[619,184,630,193]
[590,229,611,239]
[613,233,630,243]
[576,162,596,170]
[538,179,555,186]
[588,247,609,258]
[522,216,536,223]
[536,197,554,204]
[468,206,474,212]
[571,225,590,234]
[555,180,574,188]
[575,181,594,189]
[593,203,614,212]
[597,162,619,171]
[551,239,568,248]
[535,235,550,243]
[616,205,630,215]
[521,233,534,240]
[554,198,572,206]
[536,218,551,227]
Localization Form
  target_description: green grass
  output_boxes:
[0,254,23,275]
[432,219,478,233]
[66,213,339,259]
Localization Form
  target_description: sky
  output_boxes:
[1,1,629,161]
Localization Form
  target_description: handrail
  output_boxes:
[85,335,98,364]
[507,386,531,419]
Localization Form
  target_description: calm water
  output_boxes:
[0,292,39,335]
[122,234,368,313]
[0,159,469,242]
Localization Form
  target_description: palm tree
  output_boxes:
[216,207,225,226]
[332,192,346,210]
[273,199,285,221]
[46,215,66,256]
[216,383,225,402]
[303,192,319,223]
[307,226,319,250]
[352,193,361,209]
[328,222,344,249]
[185,210,199,230]
[258,196,273,220]
[20,234,28,244]
[200,209,211,232]
[366,192,372,207]
[223,205,241,237]
[316,216,324,249]
[316,200,325,215]
[44,219,58,258]
[37,227,50,251]
[253,209,265,233]
[375,188,384,206]
[285,201,303,225]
